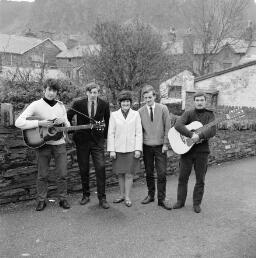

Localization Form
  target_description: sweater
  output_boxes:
[138,103,170,146]
[174,108,216,153]
[15,98,70,145]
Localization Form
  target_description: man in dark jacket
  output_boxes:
[67,82,110,209]
[173,91,216,213]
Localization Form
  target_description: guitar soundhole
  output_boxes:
[48,127,57,136]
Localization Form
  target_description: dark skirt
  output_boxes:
[112,152,140,175]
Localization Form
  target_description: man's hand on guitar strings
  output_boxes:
[191,133,200,143]
[39,120,54,128]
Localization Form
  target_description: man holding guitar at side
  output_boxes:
[173,91,216,213]
[67,82,110,209]
[15,79,71,211]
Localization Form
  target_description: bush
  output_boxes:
[0,79,84,110]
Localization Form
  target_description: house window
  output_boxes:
[223,62,232,69]
[66,71,71,78]
[168,85,182,99]
[68,58,72,62]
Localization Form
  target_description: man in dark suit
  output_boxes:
[67,82,110,209]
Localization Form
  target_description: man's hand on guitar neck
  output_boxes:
[38,120,54,127]
[191,132,200,143]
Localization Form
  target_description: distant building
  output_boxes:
[0,34,66,69]
[164,23,256,76]
[56,40,99,81]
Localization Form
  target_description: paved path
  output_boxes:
[1,157,256,258]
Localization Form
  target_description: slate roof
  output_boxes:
[0,34,66,54]
[56,44,100,58]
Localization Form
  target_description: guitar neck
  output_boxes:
[196,116,226,133]
[56,124,92,132]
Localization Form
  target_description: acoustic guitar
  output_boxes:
[22,117,105,149]
[168,109,244,155]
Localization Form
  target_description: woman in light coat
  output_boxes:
[107,91,142,207]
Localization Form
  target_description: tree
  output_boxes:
[179,0,250,76]
[82,20,170,103]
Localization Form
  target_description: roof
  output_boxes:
[164,37,250,56]
[163,40,183,55]
[195,60,256,82]
[0,34,66,54]
[56,44,100,58]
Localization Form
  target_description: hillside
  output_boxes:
[0,0,256,41]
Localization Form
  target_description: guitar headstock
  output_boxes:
[92,121,106,131]
[225,109,245,120]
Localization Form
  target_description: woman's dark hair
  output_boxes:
[43,79,61,92]
[117,90,133,103]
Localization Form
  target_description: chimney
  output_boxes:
[183,27,194,55]
[66,38,79,49]
[244,20,253,42]
[169,26,176,42]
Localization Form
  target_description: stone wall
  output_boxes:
[1,117,256,205]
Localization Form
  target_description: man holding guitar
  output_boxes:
[15,79,71,211]
[67,82,110,209]
[173,91,216,213]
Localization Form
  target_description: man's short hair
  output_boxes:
[85,82,100,92]
[142,85,156,96]
[193,91,207,100]
[43,79,61,92]
[118,90,133,103]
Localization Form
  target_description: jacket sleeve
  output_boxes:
[135,112,143,151]
[107,112,115,152]
[174,111,193,138]
[199,112,216,140]
[163,105,171,144]
[62,104,70,127]
[104,102,110,139]
[15,102,39,130]
[67,101,78,125]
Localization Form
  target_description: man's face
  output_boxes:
[143,91,156,107]
[87,87,99,101]
[44,86,57,100]
[194,95,206,109]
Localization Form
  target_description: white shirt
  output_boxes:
[146,103,156,119]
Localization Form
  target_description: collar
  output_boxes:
[146,103,155,110]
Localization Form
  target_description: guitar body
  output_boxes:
[168,121,203,155]
[22,126,64,149]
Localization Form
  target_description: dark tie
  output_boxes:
[150,107,153,122]
[91,101,95,117]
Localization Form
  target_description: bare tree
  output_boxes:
[82,20,170,104]
[180,0,250,75]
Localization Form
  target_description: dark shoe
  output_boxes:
[113,197,125,203]
[141,196,154,204]
[158,199,172,210]
[173,202,185,209]
[99,199,110,209]
[36,201,46,211]
[59,199,70,209]
[80,196,90,205]
[124,199,132,207]
[193,205,201,213]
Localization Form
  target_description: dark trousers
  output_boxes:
[37,144,67,202]
[76,139,106,200]
[143,144,167,201]
[177,151,208,206]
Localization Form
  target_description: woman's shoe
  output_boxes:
[124,199,132,207]
[113,197,125,203]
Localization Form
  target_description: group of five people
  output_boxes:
[15,79,216,213]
